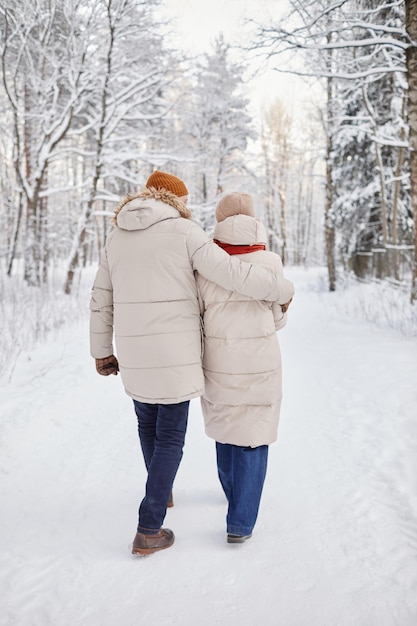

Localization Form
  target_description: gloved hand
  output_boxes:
[95,355,119,376]
[281,298,293,313]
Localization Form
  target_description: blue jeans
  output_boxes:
[216,442,268,536]
[133,400,189,534]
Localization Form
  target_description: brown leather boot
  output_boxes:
[167,491,174,508]
[131,528,175,556]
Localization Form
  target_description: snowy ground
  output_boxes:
[1,267,417,626]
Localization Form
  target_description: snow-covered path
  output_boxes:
[1,268,417,626]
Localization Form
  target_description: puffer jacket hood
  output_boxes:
[114,187,192,231]
[213,214,267,246]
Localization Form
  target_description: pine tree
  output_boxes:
[184,35,256,228]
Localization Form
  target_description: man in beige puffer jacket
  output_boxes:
[90,171,294,555]
[197,192,291,544]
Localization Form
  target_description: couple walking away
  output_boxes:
[89,170,294,556]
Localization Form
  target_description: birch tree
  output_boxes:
[0,0,94,285]
[261,99,292,262]
[249,0,412,291]
[330,2,409,280]
[63,0,173,294]
[406,0,417,302]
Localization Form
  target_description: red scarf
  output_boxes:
[214,239,266,255]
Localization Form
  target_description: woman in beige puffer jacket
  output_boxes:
[197,192,290,543]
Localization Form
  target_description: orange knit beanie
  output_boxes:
[146,170,188,197]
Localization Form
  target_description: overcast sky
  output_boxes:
[158,0,279,53]
[156,0,311,120]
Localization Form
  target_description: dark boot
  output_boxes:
[132,528,175,556]
[227,533,252,544]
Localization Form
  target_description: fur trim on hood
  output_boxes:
[113,187,192,225]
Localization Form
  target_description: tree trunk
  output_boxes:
[361,84,389,246]
[22,83,41,287]
[64,5,116,295]
[295,173,303,265]
[325,37,336,292]
[40,166,49,285]
[391,96,407,280]
[325,142,336,291]
[392,96,407,247]
[302,163,314,266]
[216,139,226,195]
[202,172,207,203]
[278,188,287,266]
[64,181,98,295]
[262,140,277,252]
[6,193,24,277]
[405,0,417,303]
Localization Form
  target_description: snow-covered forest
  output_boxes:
[1,1,417,360]
[250,0,417,295]
[1,1,417,375]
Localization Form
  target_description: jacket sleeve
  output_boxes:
[268,253,288,330]
[89,247,114,359]
[186,223,294,304]
[272,303,287,331]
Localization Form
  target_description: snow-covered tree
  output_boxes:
[63,0,174,294]
[183,35,256,228]
[249,0,413,293]
[330,1,410,281]
[405,0,417,302]
[260,99,292,260]
[0,0,180,293]
[0,0,95,285]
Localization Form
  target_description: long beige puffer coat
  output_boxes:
[197,214,287,447]
[90,189,294,404]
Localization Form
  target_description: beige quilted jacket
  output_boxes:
[197,215,287,446]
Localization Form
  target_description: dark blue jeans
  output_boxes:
[216,442,268,536]
[133,400,189,534]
